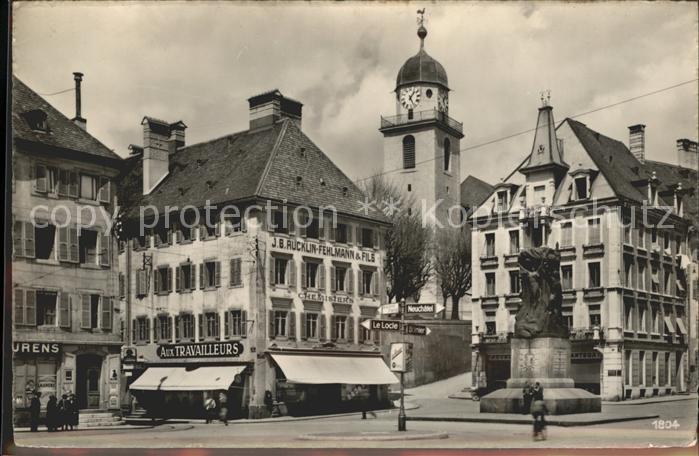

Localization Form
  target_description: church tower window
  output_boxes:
[443,138,451,172]
[403,135,416,169]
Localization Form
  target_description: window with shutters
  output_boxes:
[34,165,59,195]
[156,315,171,342]
[58,169,79,198]
[306,216,320,239]
[496,191,508,212]
[36,291,57,326]
[274,311,288,337]
[13,220,36,259]
[561,265,573,290]
[35,222,57,261]
[135,317,149,343]
[587,219,601,245]
[272,257,291,286]
[223,212,244,235]
[98,177,111,203]
[136,269,149,297]
[304,262,319,289]
[81,294,100,330]
[588,262,601,288]
[155,266,172,295]
[334,315,347,340]
[305,313,318,339]
[133,233,149,251]
[176,313,194,341]
[80,174,97,200]
[361,269,373,295]
[202,260,221,289]
[485,273,496,296]
[509,230,520,254]
[154,225,171,247]
[227,310,245,337]
[336,223,349,244]
[335,266,348,292]
[574,176,589,200]
[177,262,195,292]
[509,270,520,294]
[230,258,243,287]
[360,228,374,249]
[78,229,98,265]
[200,219,219,240]
[176,220,195,243]
[14,289,36,326]
[203,312,220,339]
[402,135,415,169]
[560,222,573,247]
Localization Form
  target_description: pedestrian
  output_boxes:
[264,390,274,415]
[530,382,547,441]
[68,393,78,430]
[58,394,69,431]
[218,391,228,426]
[204,394,216,424]
[29,391,41,432]
[46,395,58,432]
[522,381,533,415]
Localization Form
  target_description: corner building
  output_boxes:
[119,90,396,419]
[470,100,697,401]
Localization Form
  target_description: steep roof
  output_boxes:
[12,76,121,161]
[520,105,568,173]
[460,175,494,212]
[120,119,387,224]
[644,159,699,233]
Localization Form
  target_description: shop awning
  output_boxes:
[676,318,687,335]
[270,353,399,385]
[664,316,676,334]
[129,366,246,391]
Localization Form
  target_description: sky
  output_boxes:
[12,1,698,187]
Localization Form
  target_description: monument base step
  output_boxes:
[479,387,601,415]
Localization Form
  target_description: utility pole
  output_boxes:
[398,297,406,432]
[125,239,131,346]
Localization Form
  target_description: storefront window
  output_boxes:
[14,358,57,410]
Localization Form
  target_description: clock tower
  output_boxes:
[380,13,465,305]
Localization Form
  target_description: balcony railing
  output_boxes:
[380,109,463,134]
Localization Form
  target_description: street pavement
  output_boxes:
[11,373,698,450]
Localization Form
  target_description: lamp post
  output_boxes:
[398,298,407,432]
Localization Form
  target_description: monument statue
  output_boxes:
[514,247,568,339]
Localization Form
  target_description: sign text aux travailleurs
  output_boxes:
[271,237,377,264]
[157,341,244,360]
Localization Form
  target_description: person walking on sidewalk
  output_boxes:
[204,394,216,424]
[29,391,41,432]
[46,395,58,432]
[218,391,228,426]
[530,382,547,441]
[522,381,533,415]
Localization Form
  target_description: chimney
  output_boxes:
[168,121,187,155]
[71,72,87,130]
[628,124,646,162]
[248,89,302,131]
[141,117,171,195]
[677,138,698,170]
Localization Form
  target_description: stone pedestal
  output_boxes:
[480,337,601,415]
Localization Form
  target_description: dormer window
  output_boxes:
[574,176,589,200]
[496,191,508,212]
[23,109,49,132]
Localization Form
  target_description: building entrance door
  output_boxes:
[76,354,102,409]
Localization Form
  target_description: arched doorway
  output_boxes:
[76,354,102,409]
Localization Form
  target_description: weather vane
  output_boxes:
[417,8,426,27]
[540,90,551,107]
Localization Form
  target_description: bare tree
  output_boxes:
[434,228,472,320]
[361,174,432,303]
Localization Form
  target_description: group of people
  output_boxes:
[29,391,79,432]
[522,381,547,441]
[203,391,229,426]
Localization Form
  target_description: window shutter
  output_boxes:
[24,289,36,326]
[132,320,137,342]
[234,258,242,286]
[68,171,79,198]
[69,227,79,263]
[269,310,276,339]
[224,311,231,339]
[190,224,197,242]
[328,221,336,242]
[24,222,35,258]
[145,317,151,343]
[102,298,113,330]
[136,271,142,296]
[230,259,235,286]
[176,266,182,291]
[58,226,69,261]
[269,258,276,286]
[215,261,221,287]
[80,295,91,329]
[98,177,110,203]
[358,270,365,296]
[13,220,24,257]
[347,316,355,343]
[319,313,326,342]
[289,311,296,340]
[347,225,354,245]
[300,312,307,340]
[355,226,362,246]
[330,267,337,292]
[347,269,354,295]
[199,264,205,289]
[371,271,379,297]
[331,315,337,341]
[288,260,296,288]
[14,288,25,325]
[189,264,196,290]
[287,211,295,235]
[301,261,307,289]
[318,265,326,292]
[373,229,379,249]
[214,221,221,238]
[167,267,173,292]
[59,292,71,329]
[167,227,172,245]
[153,268,160,294]
[100,231,111,266]
[35,165,47,192]
[175,316,181,342]
[197,315,203,342]
[241,310,247,338]
[58,169,69,195]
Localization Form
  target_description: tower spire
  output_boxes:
[417,8,427,49]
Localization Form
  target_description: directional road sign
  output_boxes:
[404,324,431,336]
[404,303,445,315]
[379,303,400,315]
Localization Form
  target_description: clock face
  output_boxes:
[438,91,449,112]
[400,87,421,110]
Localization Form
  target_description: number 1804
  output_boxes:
[652,419,680,430]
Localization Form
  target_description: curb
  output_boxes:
[406,413,659,427]
[14,424,156,433]
[298,431,449,441]
[602,395,696,406]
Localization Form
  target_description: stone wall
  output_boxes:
[380,319,471,387]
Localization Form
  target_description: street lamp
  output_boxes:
[398,298,407,432]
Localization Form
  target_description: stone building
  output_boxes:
[118,90,396,419]
[11,75,123,425]
[469,98,697,401]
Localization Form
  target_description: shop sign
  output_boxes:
[298,291,354,304]
[272,237,377,264]
[13,342,60,355]
[157,341,244,359]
